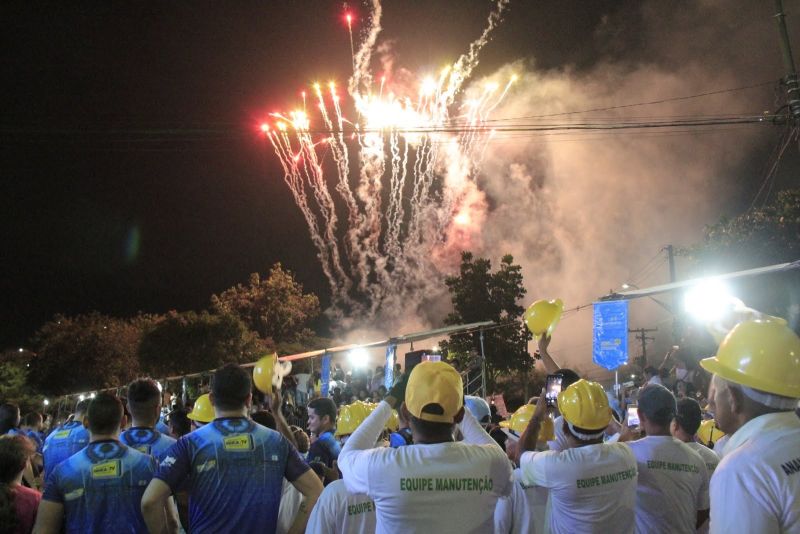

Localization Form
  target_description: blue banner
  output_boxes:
[593,301,629,370]
[321,353,331,397]
[384,344,396,390]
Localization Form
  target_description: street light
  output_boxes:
[348,347,369,368]
[683,279,732,321]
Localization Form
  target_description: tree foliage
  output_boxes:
[138,311,267,377]
[28,313,143,397]
[681,188,800,326]
[210,263,320,344]
[0,350,43,412]
[439,252,532,389]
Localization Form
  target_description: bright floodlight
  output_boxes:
[43,399,49,406]
[89,392,96,399]
[79,394,85,401]
[349,347,369,368]
[683,279,732,321]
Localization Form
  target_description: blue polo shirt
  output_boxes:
[120,427,176,461]
[154,417,309,534]
[307,430,340,468]
[42,421,90,479]
[42,440,155,533]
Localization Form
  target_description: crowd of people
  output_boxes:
[0,317,798,533]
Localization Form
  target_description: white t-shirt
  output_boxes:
[547,415,568,452]
[338,402,512,534]
[276,480,304,534]
[627,436,709,534]
[494,467,548,534]
[305,480,377,534]
[519,442,638,534]
[686,441,720,477]
[685,442,718,534]
[711,434,729,457]
[709,411,800,534]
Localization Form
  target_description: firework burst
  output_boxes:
[264,0,514,326]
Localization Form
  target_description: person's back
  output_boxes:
[339,361,512,534]
[525,441,637,533]
[120,378,177,461]
[685,442,719,476]
[143,364,321,534]
[44,440,154,533]
[157,418,304,532]
[349,435,510,533]
[628,436,708,534]
[306,479,377,534]
[35,393,156,534]
[42,401,90,479]
[517,379,638,534]
[120,427,175,461]
[494,467,548,534]
[629,385,709,534]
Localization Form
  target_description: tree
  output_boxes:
[211,263,320,344]
[138,311,267,378]
[0,349,43,412]
[439,252,533,390]
[28,313,143,397]
[681,188,800,326]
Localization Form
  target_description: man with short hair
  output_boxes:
[338,361,513,533]
[700,319,800,534]
[627,385,709,534]
[141,363,323,534]
[516,379,638,534]
[307,397,340,468]
[121,378,176,460]
[42,400,90,479]
[306,401,378,534]
[34,393,158,533]
[671,398,719,476]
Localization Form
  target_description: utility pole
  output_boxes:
[629,327,657,367]
[774,0,800,120]
[665,244,682,344]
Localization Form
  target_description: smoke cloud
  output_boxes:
[465,0,786,372]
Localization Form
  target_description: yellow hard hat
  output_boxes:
[557,379,612,431]
[696,419,725,446]
[700,319,800,398]
[253,354,276,394]
[334,401,372,437]
[188,394,214,423]
[499,404,534,434]
[524,299,564,339]
[499,404,555,441]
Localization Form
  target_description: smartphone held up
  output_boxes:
[545,374,563,407]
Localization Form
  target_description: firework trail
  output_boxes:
[265,0,514,326]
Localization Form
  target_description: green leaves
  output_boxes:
[440,252,532,389]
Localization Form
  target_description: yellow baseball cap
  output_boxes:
[405,361,463,423]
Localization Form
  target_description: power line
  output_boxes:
[484,80,777,120]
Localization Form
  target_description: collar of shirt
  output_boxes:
[722,411,800,456]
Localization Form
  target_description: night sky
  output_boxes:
[3,1,799,351]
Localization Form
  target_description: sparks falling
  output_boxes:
[265,0,513,324]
